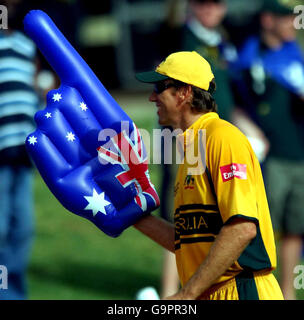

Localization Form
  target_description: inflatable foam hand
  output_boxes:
[24,10,160,237]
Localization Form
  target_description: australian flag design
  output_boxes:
[24,10,159,237]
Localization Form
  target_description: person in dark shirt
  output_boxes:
[179,0,237,121]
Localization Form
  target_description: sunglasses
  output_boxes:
[153,82,176,94]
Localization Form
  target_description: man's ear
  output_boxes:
[178,85,193,104]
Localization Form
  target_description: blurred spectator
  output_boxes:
[231,0,304,300]
[0,0,40,299]
[160,0,238,121]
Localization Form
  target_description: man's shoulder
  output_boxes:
[204,116,235,132]
[205,117,246,143]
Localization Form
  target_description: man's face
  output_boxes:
[190,0,227,29]
[149,81,181,127]
[262,13,296,42]
[273,14,296,42]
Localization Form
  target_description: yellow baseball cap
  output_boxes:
[135,51,215,91]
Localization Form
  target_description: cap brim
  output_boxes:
[135,71,169,83]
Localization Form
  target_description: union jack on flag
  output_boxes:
[97,122,159,211]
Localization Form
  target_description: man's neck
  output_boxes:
[178,112,206,132]
[187,17,222,47]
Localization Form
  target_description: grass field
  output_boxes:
[27,91,304,299]
[29,173,164,299]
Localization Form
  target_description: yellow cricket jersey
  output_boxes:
[174,112,277,287]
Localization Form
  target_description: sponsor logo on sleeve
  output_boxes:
[220,163,247,182]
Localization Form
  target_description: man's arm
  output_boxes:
[133,215,175,253]
[166,217,257,300]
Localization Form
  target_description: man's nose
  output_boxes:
[149,91,157,102]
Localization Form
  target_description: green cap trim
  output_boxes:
[135,71,169,83]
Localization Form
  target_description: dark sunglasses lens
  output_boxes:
[154,82,172,94]
[154,82,165,94]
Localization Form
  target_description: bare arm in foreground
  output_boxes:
[134,214,175,253]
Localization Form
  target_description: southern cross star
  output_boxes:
[79,102,88,111]
[52,93,62,102]
[84,189,111,216]
[66,132,76,142]
[45,112,52,118]
[28,135,37,145]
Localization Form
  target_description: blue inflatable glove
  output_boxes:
[24,10,159,237]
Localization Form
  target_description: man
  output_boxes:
[157,0,238,298]
[231,0,304,300]
[134,51,283,300]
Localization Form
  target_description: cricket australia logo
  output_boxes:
[184,174,195,190]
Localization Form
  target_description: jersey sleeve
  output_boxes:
[206,123,259,224]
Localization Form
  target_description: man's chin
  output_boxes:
[158,118,165,126]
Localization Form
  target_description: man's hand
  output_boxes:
[24,10,159,237]
[163,290,192,300]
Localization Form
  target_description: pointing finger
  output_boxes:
[23,10,131,127]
